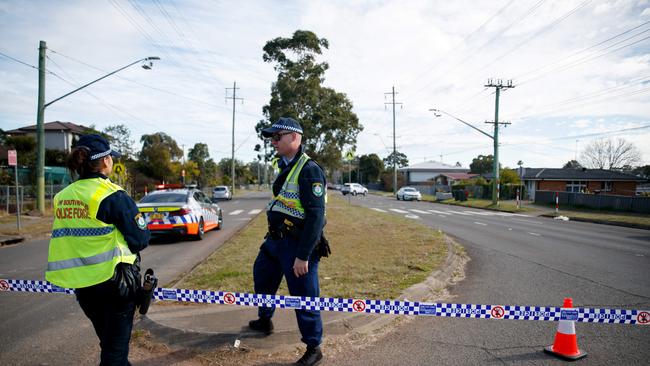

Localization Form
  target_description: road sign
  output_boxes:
[8,150,17,166]
[345,151,354,161]
[113,162,126,175]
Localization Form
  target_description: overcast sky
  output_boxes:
[1,0,649,169]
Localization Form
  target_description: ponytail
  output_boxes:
[66,147,101,179]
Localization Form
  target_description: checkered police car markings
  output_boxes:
[2,279,647,325]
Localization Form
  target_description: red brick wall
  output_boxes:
[612,181,637,196]
[538,180,565,192]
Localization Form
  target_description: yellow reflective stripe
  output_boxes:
[47,247,122,271]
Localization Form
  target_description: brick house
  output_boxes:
[398,161,471,185]
[519,168,645,200]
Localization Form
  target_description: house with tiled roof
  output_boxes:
[5,121,90,152]
[398,161,475,186]
[518,167,646,199]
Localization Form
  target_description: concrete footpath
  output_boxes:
[135,236,467,354]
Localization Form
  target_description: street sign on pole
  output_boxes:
[8,150,17,166]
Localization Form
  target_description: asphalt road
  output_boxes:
[328,194,650,365]
[0,191,270,366]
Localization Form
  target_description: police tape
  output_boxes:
[2,278,649,325]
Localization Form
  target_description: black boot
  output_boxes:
[248,318,274,335]
[295,346,323,366]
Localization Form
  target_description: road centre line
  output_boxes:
[229,210,244,215]
[389,208,409,214]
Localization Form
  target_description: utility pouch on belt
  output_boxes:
[317,233,331,258]
[137,268,157,315]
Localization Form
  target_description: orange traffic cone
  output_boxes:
[543,298,587,361]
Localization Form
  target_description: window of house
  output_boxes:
[566,180,586,193]
[601,181,612,192]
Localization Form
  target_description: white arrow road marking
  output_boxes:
[389,208,409,213]
[229,210,244,215]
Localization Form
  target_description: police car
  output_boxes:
[137,184,223,240]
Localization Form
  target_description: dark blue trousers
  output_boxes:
[76,280,136,366]
[253,236,322,347]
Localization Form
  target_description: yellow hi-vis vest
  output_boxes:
[45,178,136,288]
[267,153,312,220]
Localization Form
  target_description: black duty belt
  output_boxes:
[267,218,302,240]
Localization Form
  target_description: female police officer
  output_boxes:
[45,134,150,365]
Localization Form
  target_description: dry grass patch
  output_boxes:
[180,195,447,299]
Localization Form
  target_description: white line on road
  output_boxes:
[428,210,449,215]
[405,214,420,219]
[389,208,409,214]
[409,209,431,214]
[511,218,544,225]
[371,208,388,212]
[449,211,473,216]
[248,209,262,215]
[465,211,490,216]
[528,232,541,236]
[229,210,244,215]
[474,222,487,226]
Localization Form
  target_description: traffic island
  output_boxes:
[131,196,468,364]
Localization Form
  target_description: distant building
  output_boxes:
[516,167,645,199]
[5,121,90,152]
[398,161,473,186]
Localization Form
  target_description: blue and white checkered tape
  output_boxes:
[2,279,648,325]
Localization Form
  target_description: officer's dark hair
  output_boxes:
[66,146,102,179]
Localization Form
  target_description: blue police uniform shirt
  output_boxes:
[81,172,150,254]
[268,145,326,261]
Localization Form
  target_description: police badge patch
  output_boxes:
[135,213,147,230]
[312,182,323,197]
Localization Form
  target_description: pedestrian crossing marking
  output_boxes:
[229,210,244,215]
[409,209,430,214]
[371,208,388,212]
[389,209,409,214]
[248,209,262,215]
[428,210,449,215]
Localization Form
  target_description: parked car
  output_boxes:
[212,185,232,200]
[341,183,368,196]
[138,184,223,240]
[397,187,422,201]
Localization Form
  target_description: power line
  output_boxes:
[0,50,57,76]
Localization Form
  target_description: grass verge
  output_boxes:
[180,195,448,299]
[438,198,533,213]
[0,209,54,238]
[534,205,650,228]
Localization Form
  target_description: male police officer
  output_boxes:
[249,117,326,366]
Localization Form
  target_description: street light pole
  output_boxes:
[35,40,159,213]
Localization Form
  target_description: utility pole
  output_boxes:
[385,86,402,195]
[226,82,243,195]
[484,79,514,205]
[36,40,46,213]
